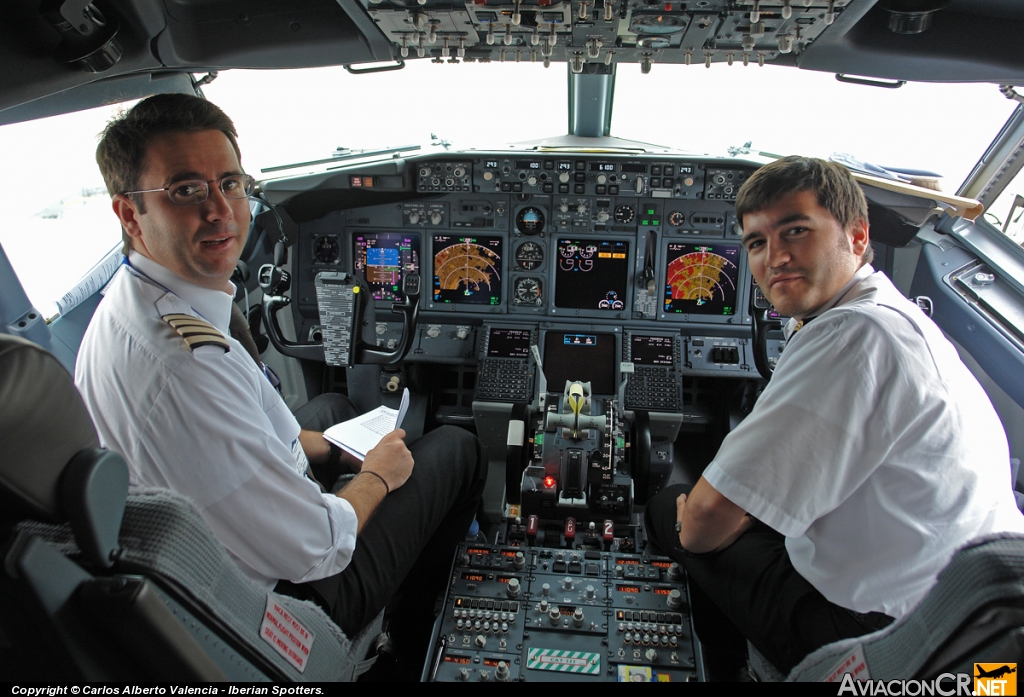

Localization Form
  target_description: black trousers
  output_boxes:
[645,483,893,675]
[287,394,487,654]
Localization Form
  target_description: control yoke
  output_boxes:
[262,271,421,365]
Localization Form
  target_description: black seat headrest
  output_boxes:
[0,334,100,522]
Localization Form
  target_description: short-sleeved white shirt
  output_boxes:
[703,265,1024,619]
[74,253,358,589]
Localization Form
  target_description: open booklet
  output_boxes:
[322,388,409,461]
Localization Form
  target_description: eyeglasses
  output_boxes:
[123,174,255,206]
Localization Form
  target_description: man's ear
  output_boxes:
[848,218,870,257]
[112,194,144,241]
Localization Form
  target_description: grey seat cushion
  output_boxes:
[22,487,382,681]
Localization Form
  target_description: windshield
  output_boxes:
[0,61,1017,317]
[612,64,1016,189]
[200,63,570,175]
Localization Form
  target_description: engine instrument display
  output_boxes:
[352,232,420,301]
[432,234,503,306]
[554,239,630,311]
[663,243,740,316]
[543,331,618,396]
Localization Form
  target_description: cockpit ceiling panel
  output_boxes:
[363,0,1024,81]
[0,0,382,118]
[3,0,1024,123]
[156,0,384,67]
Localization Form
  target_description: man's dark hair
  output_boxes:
[735,156,873,265]
[96,93,241,254]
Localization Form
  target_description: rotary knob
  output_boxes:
[474,634,487,648]
[527,175,537,186]
[562,576,574,591]
[596,211,610,223]
[667,562,682,581]
[559,172,570,183]
[430,212,443,225]
[408,212,420,224]
[559,203,569,213]
[426,325,441,338]
[549,607,561,625]
[507,577,521,598]
[572,608,585,627]
[514,551,526,569]
[667,588,683,610]
[495,661,511,682]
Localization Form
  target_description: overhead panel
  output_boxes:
[366,0,850,70]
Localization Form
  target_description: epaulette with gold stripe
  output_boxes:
[162,313,231,353]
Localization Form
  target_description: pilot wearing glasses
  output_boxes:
[74,94,485,679]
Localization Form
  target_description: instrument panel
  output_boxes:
[292,153,759,379]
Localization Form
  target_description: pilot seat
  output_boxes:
[0,333,384,681]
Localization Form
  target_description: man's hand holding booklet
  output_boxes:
[323,388,410,461]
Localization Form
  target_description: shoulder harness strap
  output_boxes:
[162,313,231,353]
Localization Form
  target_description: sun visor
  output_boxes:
[155,0,392,69]
[0,72,196,128]
[857,171,984,234]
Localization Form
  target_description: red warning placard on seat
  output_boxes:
[261,594,315,673]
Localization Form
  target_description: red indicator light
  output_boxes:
[544,476,556,488]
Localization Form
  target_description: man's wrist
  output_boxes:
[360,469,390,495]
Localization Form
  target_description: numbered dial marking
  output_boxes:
[513,277,543,305]
[515,241,545,270]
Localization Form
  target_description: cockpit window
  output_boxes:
[0,102,133,319]
[612,64,1016,191]
[984,173,1024,248]
[200,62,569,175]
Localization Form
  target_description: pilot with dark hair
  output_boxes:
[645,155,1024,677]
[76,92,486,677]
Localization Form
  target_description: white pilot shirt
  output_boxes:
[75,252,358,590]
[703,265,1024,619]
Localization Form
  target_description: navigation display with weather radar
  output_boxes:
[663,243,740,316]
[352,232,420,301]
[432,235,503,305]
